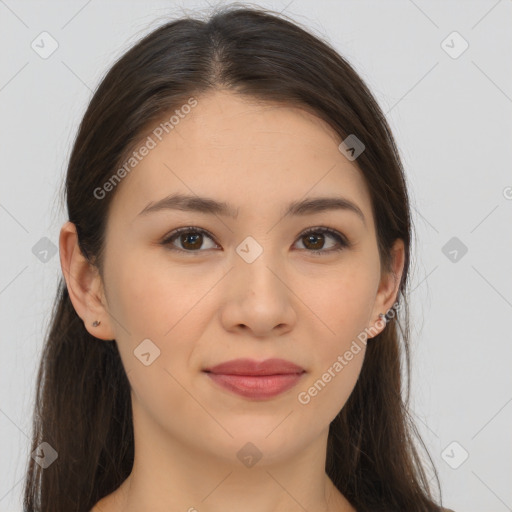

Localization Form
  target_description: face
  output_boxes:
[65,89,402,468]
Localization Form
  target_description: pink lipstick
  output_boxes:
[203,358,305,400]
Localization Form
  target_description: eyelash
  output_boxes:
[160,226,350,256]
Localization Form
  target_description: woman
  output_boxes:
[23,5,454,512]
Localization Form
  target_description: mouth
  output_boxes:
[204,357,305,376]
[202,358,306,400]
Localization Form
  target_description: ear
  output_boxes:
[59,221,116,341]
[367,238,405,339]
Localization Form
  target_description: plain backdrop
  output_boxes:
[1,1,511,511]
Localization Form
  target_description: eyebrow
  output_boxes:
[137,193,366,225]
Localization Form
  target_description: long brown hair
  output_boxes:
[23,4,443,511]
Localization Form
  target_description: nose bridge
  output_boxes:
[234,233,285,295]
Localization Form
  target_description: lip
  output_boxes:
[204,358,305,376]
[203,358,306,400]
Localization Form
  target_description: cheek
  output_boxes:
[294,257,377,417]
[105,249,214,375]
[105,246,202,335]
[105,255,203,430]
[309,259,379,342]
[108,263,166,334]
[297,307,367,425]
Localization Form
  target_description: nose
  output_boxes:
[219,251,297,338]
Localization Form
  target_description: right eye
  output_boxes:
[160,226,219,254]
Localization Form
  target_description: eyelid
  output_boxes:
[160,225,350,254]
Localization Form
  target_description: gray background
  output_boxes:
[1,1,511,511]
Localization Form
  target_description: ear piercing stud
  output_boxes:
[92,320,101,327]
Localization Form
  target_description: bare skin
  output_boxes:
[60,89,404,512]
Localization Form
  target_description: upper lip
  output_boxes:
[203,358,305,376]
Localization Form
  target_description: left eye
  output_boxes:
[161,226,349,255]
[296,227,349,254]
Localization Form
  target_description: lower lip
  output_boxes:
[205,372,304,399]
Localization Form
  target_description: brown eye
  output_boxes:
[161,227,218,253]
[295,227,349,255]
[302,232,325,251]
[180,232,203,250]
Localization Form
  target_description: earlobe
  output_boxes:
[59,221,115,340]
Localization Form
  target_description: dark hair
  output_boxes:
[23,4,444,511]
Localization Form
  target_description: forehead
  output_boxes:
[108,90,372,223]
